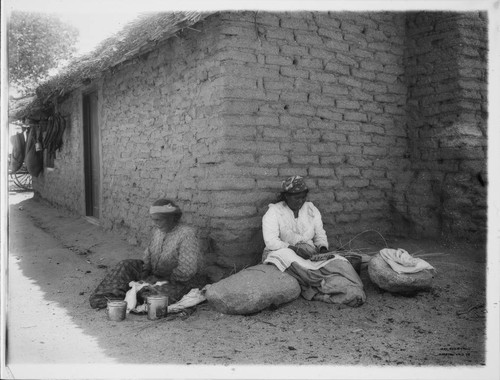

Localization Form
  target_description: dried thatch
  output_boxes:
[10,11,212,121]
[8,95,45,122]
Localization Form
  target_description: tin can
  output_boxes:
[146,295,168,320]
[106,300,127,322]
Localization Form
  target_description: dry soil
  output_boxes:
[5,191,490,378]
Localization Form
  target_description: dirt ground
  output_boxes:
[4,190,495,379]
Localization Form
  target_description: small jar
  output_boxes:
[106,300,127,321]
[146,295,168,320]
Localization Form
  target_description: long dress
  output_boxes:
[89,223,205,309]
[261,201,366,307]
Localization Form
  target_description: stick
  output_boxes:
[252,318,277,327]
[413,252,448,257]
[337,230,389,251]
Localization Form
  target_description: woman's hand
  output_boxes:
[297,248,312,259]
[289,245,312,259]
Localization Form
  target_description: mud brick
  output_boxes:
[259,155,290,165]
[324,62,350,75]
[265,55,293,66]
[344,112,368,122]
[309,167,336,177]
[294,31,324,46]
[360,60,384,72]
[336,100,361,109]
[280,44,308,56]
[281,16,312,31]
[344,178,370,188]
[339,76,362,88]
[280,66,309,79]
[265,27,295,41]
[336,167,361,177]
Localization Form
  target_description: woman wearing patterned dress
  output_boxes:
[89,199,205,309]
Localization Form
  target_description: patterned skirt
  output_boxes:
[89,259,208,309]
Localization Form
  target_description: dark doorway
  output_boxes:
[82,91,100,218]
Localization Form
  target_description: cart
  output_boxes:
[9,163,32,191]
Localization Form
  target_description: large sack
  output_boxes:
[205,264,301,315]
[25,149,43,177]
[9,132,26,172]
[368,253,435,294]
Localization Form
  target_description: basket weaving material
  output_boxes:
[310,252,362,274]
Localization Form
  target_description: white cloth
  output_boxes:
[379,248,435,274]
[262,201,328,260]
[124,281,150,312]
[129,287,206,314]
[168,288,206,313]
[264,248,347,272]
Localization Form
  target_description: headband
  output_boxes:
[149,204,180,214]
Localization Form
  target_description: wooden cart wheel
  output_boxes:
[10,165,32,191]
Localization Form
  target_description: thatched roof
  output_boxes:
[10,11,212,121]
[8,95,45,122]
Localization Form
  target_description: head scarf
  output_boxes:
[281,175,308,194]
[149,199,181,215]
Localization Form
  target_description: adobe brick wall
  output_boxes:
[403,12,487,242]
[33,16,229,264]
[32,11,488,272]
[98,15,226,254]
[210,11,410,267]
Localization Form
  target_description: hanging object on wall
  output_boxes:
[25,124,44,177]
[9,132,26,173]
[43,112,67,160]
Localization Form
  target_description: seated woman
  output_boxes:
[89,198,206,309]
[262,176,366,307]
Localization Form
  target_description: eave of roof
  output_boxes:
[8,95,45,122]
[10,11,212,121]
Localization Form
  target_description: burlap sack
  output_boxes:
[205,264,301,315]
[368,253,435,294]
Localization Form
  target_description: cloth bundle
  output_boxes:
[124,280,167,313]
[125,281,206,314]
[264,249,366,307]
[379,248,435,274]
[168,288,206,313]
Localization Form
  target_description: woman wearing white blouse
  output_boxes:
[262,175,328,261]
[262,176,366,307]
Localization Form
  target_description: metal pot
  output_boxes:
[106,300,127,322]
[146,295,168,320]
